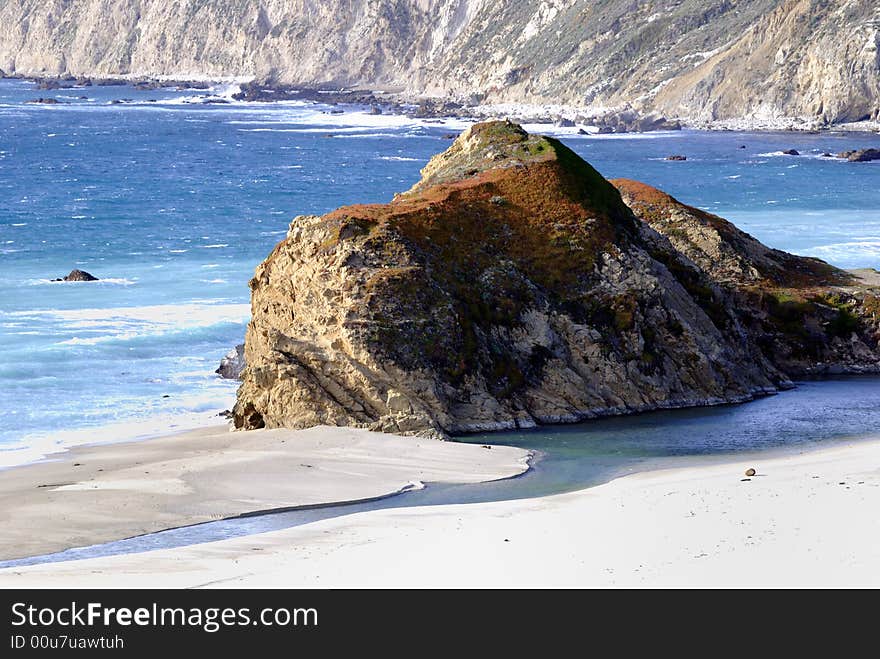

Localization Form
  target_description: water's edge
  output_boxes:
[3,376,878,570]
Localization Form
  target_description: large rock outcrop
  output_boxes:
[231,121,880,437]
[2,1,877,126]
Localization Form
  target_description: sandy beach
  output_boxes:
[0,424,529,561]
[1,433,878,588]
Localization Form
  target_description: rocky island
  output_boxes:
[232,121,880,437]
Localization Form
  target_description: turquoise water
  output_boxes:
[1,78,879,460]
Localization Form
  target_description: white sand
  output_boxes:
[2,436,878,588]
[0,424,529,561]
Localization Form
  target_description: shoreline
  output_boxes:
[5,73,879,135]
[0,424,530,562]
[2,433,878,587]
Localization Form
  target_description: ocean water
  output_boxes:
[1,78,879,462]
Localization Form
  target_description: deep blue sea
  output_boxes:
[1,78,879,465]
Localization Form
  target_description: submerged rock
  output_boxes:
[666,154,687,161]
[216,344,246,380]
[781,149,800,156]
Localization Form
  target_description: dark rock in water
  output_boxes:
[587,109,680,134]
[369,105,382,115]
[837,148,880,162]
[637,116,681,131]
[738,145,746,149]
[133,80,163,91]
[442,133,457,139]
[554,116,575,127]
[329,108,344,114]
[56,269,99,282]
[666,154,687,161]
[27,98,61,104]
[175,81,211,91]
[409,98,466,119]
[216,344,246,379]
[822,152,833,157]
[37,79,62,90]
[577,128,589,135]
[781,149,800,155]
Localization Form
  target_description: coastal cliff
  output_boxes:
[614,179,880,377]
[231,121,879,436]
[1,1,877,127]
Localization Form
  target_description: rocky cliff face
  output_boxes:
[232,121,879,437]
[614,178,880,377]
[2,1,877,126]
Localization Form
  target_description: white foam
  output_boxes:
[333,132,411,139]
[810,240,880,259]
[5,302,250,345]
[378,156,421,161]
[28,277,137,286]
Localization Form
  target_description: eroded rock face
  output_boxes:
[613,179,846,288]
[233,121,804,437]
[615,179,880,377]
[1,1,877,127]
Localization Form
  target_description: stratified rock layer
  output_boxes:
[2,1,877,126]
[235,121,872,436]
